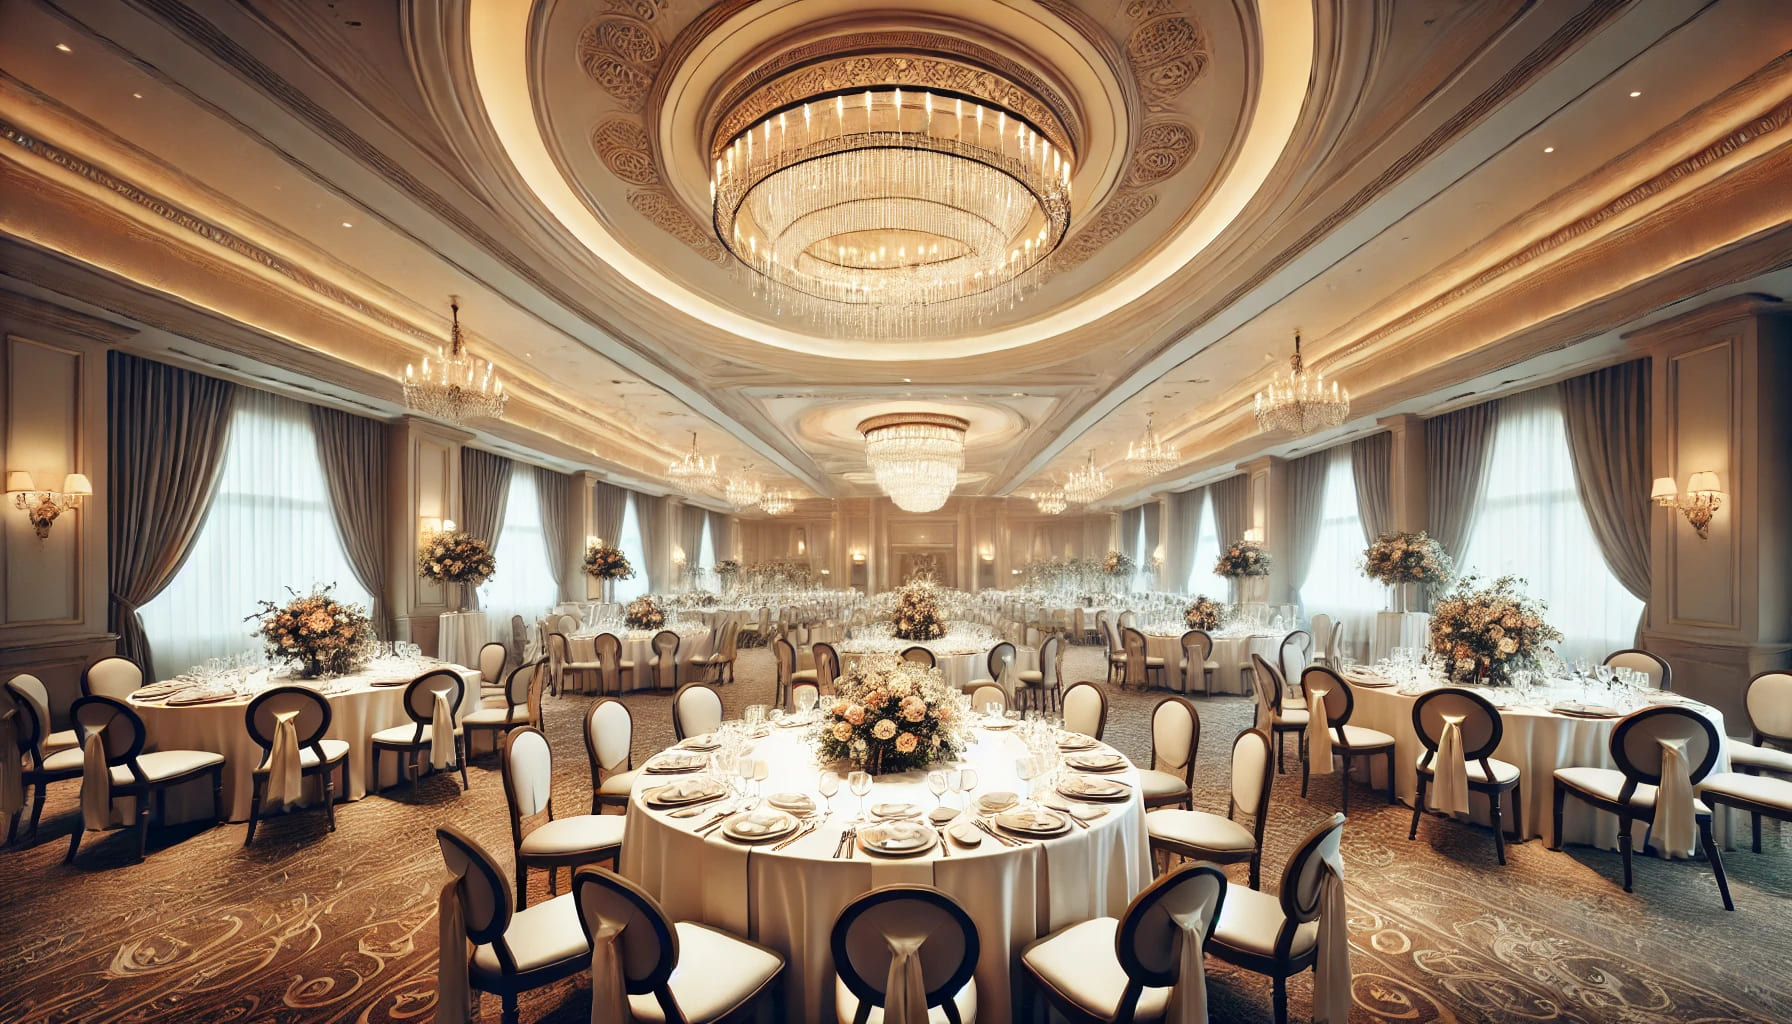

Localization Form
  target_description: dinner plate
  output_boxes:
[857,819,937,857]
[131,683,185,700]
[679,735,721,751]
[980,720,1019,731]
[768,792,815,814]
[165,689,237,707]
[976,791,1019,814]
[870,801,922,820]
[1056,732,1097,751]
[1552,701,1621,718]
[369,677,410,687]
[644,752,710,774]
[723,809,799,843]
[1065,752,1127,773]
[995,807,1071,838]
[644,778,727,807]
[1058,774,1131,801]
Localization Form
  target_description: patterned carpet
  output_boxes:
[2,645,1788,1024]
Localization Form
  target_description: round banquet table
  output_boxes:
[696,607,762,630]
[618,724,1151,1024]
[1339,672,1731,853]
[1370,611,1431,663]
[436,610,488,667]
[838,643,1039,693]
[127,662,481,824]
[569,627,714,689]
[1200,631,1278,695]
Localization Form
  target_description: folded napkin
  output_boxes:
[1306,689,1334,776]
[1428,714,1471,816]
[732,809,789,836]
[263,709,304,811]
[436,871,476,1024]
[1163,881,1221,1024]
[430,691,456,770]
[1652,736,1696,859]
[0,707,23,820]
[882,925,936,1024]
[1314,848,1352,1024]
[80,728,114,832]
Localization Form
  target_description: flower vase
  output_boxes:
[445,584,462,614]
[1389,584,1407,614]
[602,578,615,605]
[299,657,325,680]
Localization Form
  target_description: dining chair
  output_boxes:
[556,633,604,697]
[1139,697,1199,810]
[969,683,1007,714]
[1062,682,1109,741]
[648,630,682,691]
[1121,627,1167,691]
[1021,861,1227,1023]
[1176,630,1217,696]
[502,726,623,908]
[1250,654,1308,774]
[593,632,634,694]
[773,637,804,710]
[1552,704,1732,909]
[672,682,724,741]
[833,885,979,1024]
[1015,632,1061,712]
[1699,770,1792,857]
[557,613,580,636]
[1206,813,1348,1024]
[1604,648,1672,691]
[1103,618,1127,685]
[463,661,545,757]
[1278,631,1313,696]
[80,656,144,700]
[4,675,81,843]
[688,622,736,685]
[510,614,529,662]
[894,646,931,670]
[573,865,785,1023]
[1726,671,1792,846]
[986,641,1017,684]
[1299,666,1396,812]
[1408,687,1522,863]
[436,825,590,1024]
[64,695,225,863]
[814,642,842,691]
[585,697,637,815]
[370,668,470,793]
[242,686,349,844]
[478,642,509,696]
[1148,728,1275,888]
[1309,614,1333,666]
[1117,610,1137,630]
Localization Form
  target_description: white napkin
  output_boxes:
[1428,714,1471,816]
[1163,885,1219,1024]
[997,657,1018,699]
[1313,848,1352,1024]
[0,707,23,820]
[588,913,630,1024]
[881,928,933,1024]
[1306,689,1333,776]
[1651,736,1695,859]
[430,691,456,771]
[263,710,304,810]
[80,729,114,832]
[435,872,476,1024]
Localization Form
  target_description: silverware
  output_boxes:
[935,826,952,856]
[974,817,1022,847]
[773,817,821,851]
[666,794,728,818]
[831,827,852,859]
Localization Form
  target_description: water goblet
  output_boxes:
[735,756,758,800]
[848,770,873,819]
[753,758,770,799]
[927,770,949,809]
[1014,756,1038,808]
[797,687,819,718]
[745,704,767,728]
[946,768,967,810]
[958,767,979,806]
[818,770,840,814]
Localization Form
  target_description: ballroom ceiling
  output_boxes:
[2,0,1791,510]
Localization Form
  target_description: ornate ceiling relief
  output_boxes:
[1124,0,1209,107]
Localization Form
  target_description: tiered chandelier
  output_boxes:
[1125,413,1180,477]
[1254,331,1350,435]
[858,413,969,513]
[758,489,793,516]
[722,470,764,510]
[1063,450,1112,506]
[401,298,506,423]
[1033,486,1067,516]
[667,432,718,493]
[711,88,1073,338]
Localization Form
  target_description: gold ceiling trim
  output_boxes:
[857,412,973,435]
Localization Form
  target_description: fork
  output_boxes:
[975,817,1022,847]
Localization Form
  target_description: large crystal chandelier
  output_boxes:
[723,469,764,510]
[712,88,1072,338]
[401,298,506,423]
[759,489,793,516]
[1254,331,1350,435]
[1125,413,1180,476]
[1033,486,1067,516]
[858,413,969,513]
[667,432,718,493]
[1062,450,1111,506]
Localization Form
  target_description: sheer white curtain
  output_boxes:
[478,465,556,642]
[140,390,372,676]
[1185,492,1228,597]
[615,493,650,603]
[697,514,717,584]
[1459,388,1644,662]
[1298,448,1384,659]
[1131,514,1151,592]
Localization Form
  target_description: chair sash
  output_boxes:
[997,658,1018,701]
[1314,850,1352,1024]
[881,929,931,1024]
[431,691,456,770]
[1428,714,1471,816]
[588,914,631,1024]
[81,729,114,831]
[436,873,476,1024]
[1652,736,1696,859]
[264,710,305,810]
[1163,884,1219,1024]
[0,707,23,819]
[1305,690,1333,775]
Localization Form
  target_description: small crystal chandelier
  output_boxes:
[401,297,506,423]
[1033,486,1067,516]
[1063,450,1111,506]
[723,468,764,510]
[858,413,969,513]
[1125,413,1180,477]
[759,489,793,516]
[668,432,718,493]
[1254,330,1350,435]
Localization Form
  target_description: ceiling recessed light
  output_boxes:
[902,378,911,383]
[341,221,353,228]
[1543,146,1555,153]
[54,43,71,52]
[1629,90,1642,98]
[131,92,142,99]
[524,352,533,359]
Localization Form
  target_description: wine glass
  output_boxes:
[753,758,770,798]
[946,767,967,810]
[927,770,949,809]
[958,766,979,808]
[848,770,873,819]
[1014,756,1038,808]
[797,687,819,719]
[736,756,758,800]
[818,770,840,814]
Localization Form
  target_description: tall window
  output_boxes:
[141,389,371,674]
[478,465,555,639]
[1459,387,1644,661]
[1186,492,1227,597]
[1298,448,1384,659]
[697,515,717,587]
[614,493,650,603]
[1131,513,1150,592]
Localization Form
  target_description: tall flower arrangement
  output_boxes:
[1102,550,1136,578]
[1215,540,1273,578]
[247,583,374,678]
[418,531,496,586]
[816,655,967,774]
[582,543,635,581]
[1428,575,1562,684]
[1184,595,1222,630]
[1361,531,1454,591]
[624,595,666,631]
[892,573,947,641]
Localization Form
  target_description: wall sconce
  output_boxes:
[7,471,91,539]
[420,516,456,538]
[586,534,601,548]
[979,544,995,562]
[1243,527,1264,544]
[673,548,687,566]
[1652,472,1725,540]
[851,549,866,563]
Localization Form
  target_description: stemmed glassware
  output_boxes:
[957,767,979,808]
[848,770,872,819]
[927,770,949,809]
[818,770,840,814]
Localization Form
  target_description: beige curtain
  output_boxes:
[309,406,390,634]
[459,448,512,610]
[1558,361,1651,604]
[534,466,575,603]
[1141,501,1162,573]
[1164,487,1204,592]
[1350,431,1394,543]
[108,352,238,681]
[708,511,736,562]
[1119,505,1145,564]
[593,481,628,548]
[1424,404,1498,557]
[1210,474,1250,545]
[678,503,706,575]
[636,493,668,591]
[1285,450,1332,607]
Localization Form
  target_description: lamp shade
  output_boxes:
[1650,477,1678,502]
[1687,471,1722,495]
[5,471,34,494]
[61,473,92,496]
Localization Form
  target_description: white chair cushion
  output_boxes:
[564,660,602,671]
[1417,753,1519,785]
[1553,766,1710,815]
[1147,808,1256,853]
[598,768,640,796]
[470,892,586,978]
[1021,917,1168,1022]
[1017,670,1044,685]
[835,974,976,1024]
[462,706,530,726]
[1210,883,1318,959]
[791,670,818,684]
[1273,707,1309,727]
[43,729,78,755]
[519,814,625,856]
[1698,771,1792,812]
[628,922,782,1023]
[255,738,349,773]
[1729,742,1792,775]
[1137,769,1190,800]
[40,747,87,773]
[370,723,461,745]
[122,749,226,785]
[1334,724,1395,750]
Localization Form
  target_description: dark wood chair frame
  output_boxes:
[1061,681,1110,742]
[585,696,634,814]
[832,885,979,1024]
[243,685,349,844]
[64,695,224,863]
[1144,696,1200,811]
[1408,687,1522,864]
[370,669,471,792]
[1207,814,1345,1024]
[4,679,80,844]
[1298,665,1396,813]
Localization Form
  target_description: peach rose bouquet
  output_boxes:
[815,654,967,774]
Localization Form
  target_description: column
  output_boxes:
[1240,456,1289,605]
[386,416,472,656]
[573,471,599,600]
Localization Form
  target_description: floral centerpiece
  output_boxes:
[892,573,947,641]
[246,583,374,678]
[418,531,496,586]
[582,543,635,581]
[817,654,968,774]
[1102,550,1136,578]
[674,590,719,609]
[1362,531,1454,611]
[624,595,666,631]
[1184,595,1222,630]
[715,559,740,592]
[1428,574,1562,684]
[1214,540,1273,578]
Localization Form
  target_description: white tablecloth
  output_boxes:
[839,646,1038,693]
[1345,677,1730,852]
[619,724,1149,1024]
[1371,611,1430,664]
[437,610,488,667]
[128,662,481,823]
